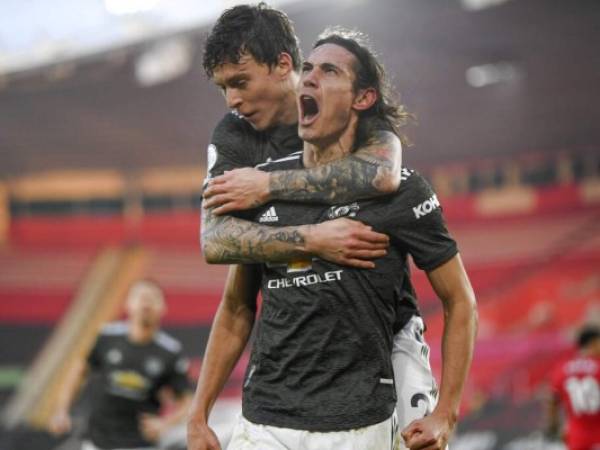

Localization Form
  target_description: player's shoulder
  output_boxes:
[213,111,254,139]
[399,167,418,184]
[255,150,303,172]
[563,355,600,375]
[396,167,433,195]
[385,167,441,218]
[98,321,128,337]
[153,330,183,354]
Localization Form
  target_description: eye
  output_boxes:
[301,65,311,73]
[230,79,247,89]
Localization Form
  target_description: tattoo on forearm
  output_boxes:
[269,131,401,204]
[201,207,307,264]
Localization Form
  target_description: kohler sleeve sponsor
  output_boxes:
[413,194,440,219]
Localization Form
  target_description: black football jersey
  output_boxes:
[241,154,458,432]
[206,112,302,180]
[204,112,390,182]
[85,322,190,449]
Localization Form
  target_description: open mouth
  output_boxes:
[299,94,320,126]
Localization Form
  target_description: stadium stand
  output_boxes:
[0,158,597,450]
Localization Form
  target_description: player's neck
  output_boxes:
[128,321,158,343]
[302,120,357,167]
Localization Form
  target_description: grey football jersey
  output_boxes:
[242,154,458,431]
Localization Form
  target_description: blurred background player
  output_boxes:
[48,280,192,450]
[546,325,600,450]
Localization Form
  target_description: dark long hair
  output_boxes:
[314,28,413,147]
[203,2,301,77]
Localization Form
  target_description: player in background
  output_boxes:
[49,280,192,450]
[546,325,600,450]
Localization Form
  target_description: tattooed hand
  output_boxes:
[306,218,389,269]
[204,168,270,214]
[202,202,388,268]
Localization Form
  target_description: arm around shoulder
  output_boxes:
[268,130,402,204]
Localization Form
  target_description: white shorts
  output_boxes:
[227,412,399,450]
[81,440,156,450]
[392,316,440,449]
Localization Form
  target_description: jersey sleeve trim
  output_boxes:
[418,246,459,272]
[154,331,182,354]
[99,321,128,336]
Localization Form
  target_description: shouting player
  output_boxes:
[189,4,406,449]
[189,23,477,450]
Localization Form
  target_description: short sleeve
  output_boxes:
[389,171,458,271]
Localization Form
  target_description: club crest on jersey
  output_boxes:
[327,202,360,219]
[259,206,278,223]
[175,357,190,374]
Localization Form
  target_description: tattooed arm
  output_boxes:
[271,130,402,202]
[201,206,388,266]
[203,131,402,214]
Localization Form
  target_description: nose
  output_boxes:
[302,69,318,89]
[225,88,242,110]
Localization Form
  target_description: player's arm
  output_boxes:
[402,254,478,450]
[544,392,562,439]
[187,264,261,450]
[140,391,193,442]
[203,130,402,214]
[202,117,390,267]
[202,206,388,268]
[48,358,89,435]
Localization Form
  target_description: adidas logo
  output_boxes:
[259,206,279,223]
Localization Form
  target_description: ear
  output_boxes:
[274,52,295,79]
[352,87,377,111]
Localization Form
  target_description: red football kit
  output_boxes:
[551,355,600,450]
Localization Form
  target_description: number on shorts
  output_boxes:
[410,393,432,416]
